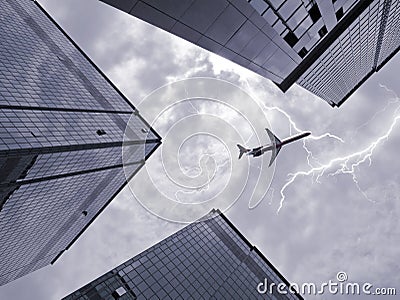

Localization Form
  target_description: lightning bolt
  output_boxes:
[243,79,399,214]
[277,85,400,213]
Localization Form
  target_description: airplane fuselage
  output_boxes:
[237,129,311,166]
[247,131,310,158]
[247,145,274,157]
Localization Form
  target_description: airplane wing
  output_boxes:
[265,128,282,167]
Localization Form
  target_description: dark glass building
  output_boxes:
[0,0,160,286]
[100,0,400,107]
[63,209,303,300]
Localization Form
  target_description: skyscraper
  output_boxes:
[63,209,303,300]
[100,0,400,107]
[0,0,160,286]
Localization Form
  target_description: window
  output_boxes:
[336,7,344,21]
[96,129,106,136]
[318,26,328,38]
[112,287,127,299]
[298,47,308,58]
[284,31,299,47]
[309,4,321,23]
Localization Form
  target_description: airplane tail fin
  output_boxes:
[237,144,249,160]
[265,128,282,167]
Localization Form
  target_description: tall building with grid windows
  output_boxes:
[100,0,400,107]
[63,209,304,300]
[0,0,160,286]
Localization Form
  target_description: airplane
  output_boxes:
[237,129,311,166]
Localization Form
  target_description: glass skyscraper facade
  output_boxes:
[100,0,400,106]
[0,0,160,286]
[63,209,303,300]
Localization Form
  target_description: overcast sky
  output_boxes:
[1,0,400,299]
